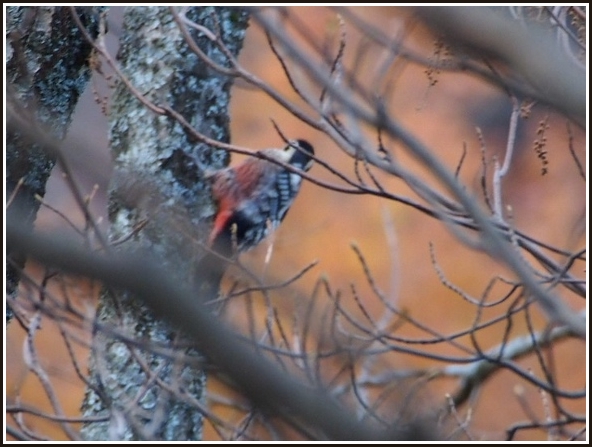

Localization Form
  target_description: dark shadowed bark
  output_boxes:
[6,6,102,321]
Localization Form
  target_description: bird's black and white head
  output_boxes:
[285,139,314,171]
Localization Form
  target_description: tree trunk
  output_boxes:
[80,6,249,440]
[5,6,102,321]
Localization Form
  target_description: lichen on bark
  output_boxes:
[80,7,249,441]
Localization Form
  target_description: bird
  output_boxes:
[206,139,314,258]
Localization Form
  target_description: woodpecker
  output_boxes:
[206,139,314,257]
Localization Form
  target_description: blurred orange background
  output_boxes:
[6,6,586,441]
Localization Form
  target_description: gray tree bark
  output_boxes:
[5,6,102,321]
[79,7,249,440]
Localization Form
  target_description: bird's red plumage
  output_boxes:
[205,140,314,253]
[208,157,271,246]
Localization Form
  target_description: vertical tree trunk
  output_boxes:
[6,6,102,321]
[80,7,249,440]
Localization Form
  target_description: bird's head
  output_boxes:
[285,139,314,171]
